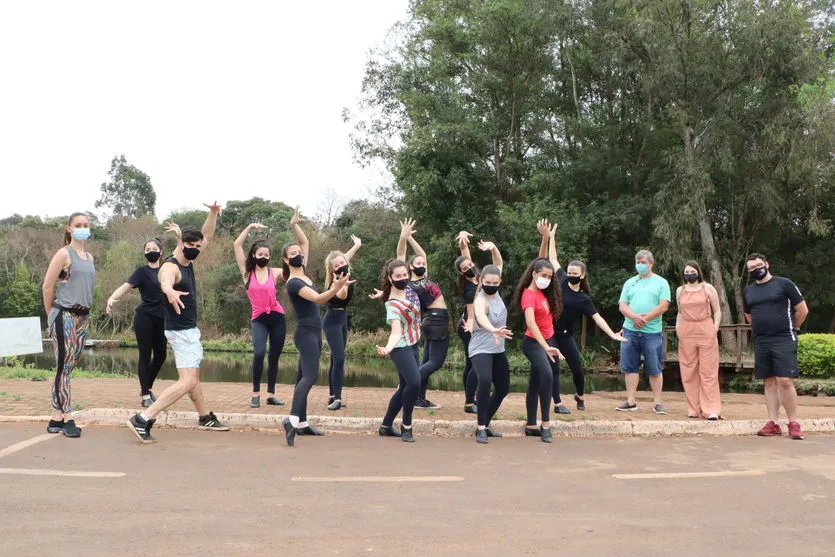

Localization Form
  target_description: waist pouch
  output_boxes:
[422,309,450,340]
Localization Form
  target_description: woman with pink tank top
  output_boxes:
[675,260,723,419]
[234,223,289,408]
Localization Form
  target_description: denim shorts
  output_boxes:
[164,328,203,369]
[619,329,664,376]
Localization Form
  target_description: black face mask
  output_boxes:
[288,254,304,268]
[683,273,699,283]
[411,266,426,277]
[481,284,500,295]
[392,278,410,291]
[144,251,161,263]
[567,275,582,285]
[182,247,200,261]
[463,267,477,279]
[255,257,270,268]
[750,267,768,280]
[334,265,349,278]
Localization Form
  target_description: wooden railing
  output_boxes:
[663,323,754,370]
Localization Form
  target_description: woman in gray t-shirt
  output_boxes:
[42,212,96,439]
[468,265,513,444]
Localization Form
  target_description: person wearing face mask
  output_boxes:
[127,202,228,443]
[280,207,356,446]
[376,259,423,443]
[675,260,722,420]
[396,218,449,410]
[106,232,175,407]
[537,220,628,412]
[322,234,363,411]
[513,235,565,443]
[234,222,294,409]
[454,231,504,414]
[616,250,671,414]
[469,265,513,444]
[742,253,809,440]
[42,212,96,438]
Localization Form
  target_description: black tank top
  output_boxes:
[327,284,354,310]
[163,256,198,331]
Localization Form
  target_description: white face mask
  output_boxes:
[535,277,551,290]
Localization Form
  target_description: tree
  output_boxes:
[0,263,41,318]
[95,155,156,218]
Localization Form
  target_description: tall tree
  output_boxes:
[95,155,156,218]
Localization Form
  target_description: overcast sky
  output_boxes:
[0,1,408,222]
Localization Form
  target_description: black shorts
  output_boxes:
[754,337,799,380]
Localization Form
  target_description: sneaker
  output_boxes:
[266,396,285,406]
[788,421,804,440]
[554,404,571,415]
[327,400,343,411]
[198,412,229,431]
[540,426,553,443]
[464,404,477,414]
[149,391,157,403]
[250,396,260,409]
[401,427,415,443]
[524,427,541,437]
[653,404,667,415]
[574,394,585,411]
[378,425,401,437]
[282,417,297,447]
[707,414,719,421]
[297,425,324,436]
[414,399,441,409]
[62,419,81,438]
[485,428,502,438]
[757,421,783,437]
[616,402,638,412]
[475,429,488,444]
[142,397,153,408]
[47,419,65,434]
[127,414,156,444]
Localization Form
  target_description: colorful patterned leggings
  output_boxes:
[50,310,89,413]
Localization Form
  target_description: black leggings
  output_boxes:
[383,346,421,428]
[134,311,167,396]
[471,352,510,427]
[291,326,322,422]
[323,309,348,400]
[251,312,286,394]
[523,335,558,425]
[554,334,584,399]
[457,321,477,404]
[417,309,450,400]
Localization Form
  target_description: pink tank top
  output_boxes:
[246,268,285,320]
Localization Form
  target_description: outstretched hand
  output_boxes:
[456,231,472,245]
[165,289,189,315]
[203,201,223,214]
[549,222,558,237]
[537,219,550,237]
[492,326,513,344]
[545,346,564,363]
[399,218,416,239]
[376,345,390,356]
[477,240,496,252]
[291,206,305,226]
[368,288,384,300]
[249,223,266,231]
[333,271,356,289]
[351,234,362,247]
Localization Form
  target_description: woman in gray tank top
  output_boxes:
[468,264,513,444]
[41,212,96,439]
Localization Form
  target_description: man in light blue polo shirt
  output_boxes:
[616,249,671,413]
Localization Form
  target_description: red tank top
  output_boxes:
[246,268,284,320]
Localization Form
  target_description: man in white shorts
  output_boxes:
[127,203,229,443]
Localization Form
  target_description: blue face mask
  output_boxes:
[72,228,91,241]
[635,263,649,275]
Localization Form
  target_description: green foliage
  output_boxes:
[95,155,156,218]
[798,334,835,378]
[0,263,41,317]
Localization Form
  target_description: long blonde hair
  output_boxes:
[324,250,348,288]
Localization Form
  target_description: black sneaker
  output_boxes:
[47,419,65,434]
[401,427,415,443]
[198,412,229,431]
[616,402,638,412]
[554,404,571,415]
[415,399,441,409]
[297,425,324,436]
[475,429,488,444]
[540,426,553,443]
[127,414,156,444]
[464,404,477,414]
[524,427,541,437]
[266,396,285,406]
[282,417,297,447]
[250,396,260,409]
[327,400,343,411]
[62,419,81,438]
[379,425,402,437]
[574,394,585,411]
[485,428,503,438]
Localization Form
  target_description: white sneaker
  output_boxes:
[707,413,719,421]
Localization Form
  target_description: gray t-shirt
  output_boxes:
[54,246,95,309]
[469,292,508,356]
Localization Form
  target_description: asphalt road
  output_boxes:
[1,424,833,557]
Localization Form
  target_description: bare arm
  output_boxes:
[793,301,809,329]
[456,231,472,260]
[473,296,493,331]
[407,235,426,259]
[524,307,562,363]
[106,282,134,314]
[343,235,362,263]
[159,262,188,315]
[42,248,70,314]
[233,223,265,278]
[378,319,404,355]
[396,218,414,261]
[675,286,682,330]
[536,219,549,258]
[477,240,503,273]
[290,206,309,263]
[706,284,722,331]
[744,313,752,324]
[201,202,222,248]
[590,313,628,341]
[295,274,355,304]
[547,223,560,270]
[641,300,670,322]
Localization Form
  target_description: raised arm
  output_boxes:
[233,223,265,278]
[42,248,70,315]
[397,218,415,261]
[344,234,362,263]
[456,231,473,260]
[537,219,549,258]
[548,223,560,270]
[290,206,309,263]
[477,240,503,273]
[106,282,134,315]
[407,234,427,267]
[200,202,222,248]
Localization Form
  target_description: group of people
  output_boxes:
[41,206,810,445]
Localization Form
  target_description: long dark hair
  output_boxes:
[513,258,563,317]
[246,240,270,277]
[682,259,705,284]
[379,258,408,302]
[63,212,87,245]
[566,260,591,294]
[454,255,479,294]
[281,242,302,279]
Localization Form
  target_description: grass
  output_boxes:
[0,367,125,381]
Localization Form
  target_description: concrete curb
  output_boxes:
[4,409,834,438]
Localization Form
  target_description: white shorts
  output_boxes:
[165,328,203,369]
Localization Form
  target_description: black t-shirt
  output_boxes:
[554,268,597,334]
[460,281,477,321]
[743,276,804,339]
[287,277,322,328]
[163,257,198,331]
[127,265,164,319]
[410,277,443,311]
[327,283,354,310]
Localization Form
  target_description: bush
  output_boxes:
[798,334,835,378]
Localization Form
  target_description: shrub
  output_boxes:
[798,334,835,378]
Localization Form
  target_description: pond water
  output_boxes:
[23,347,657,394]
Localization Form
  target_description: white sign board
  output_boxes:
[0,317,43,357]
